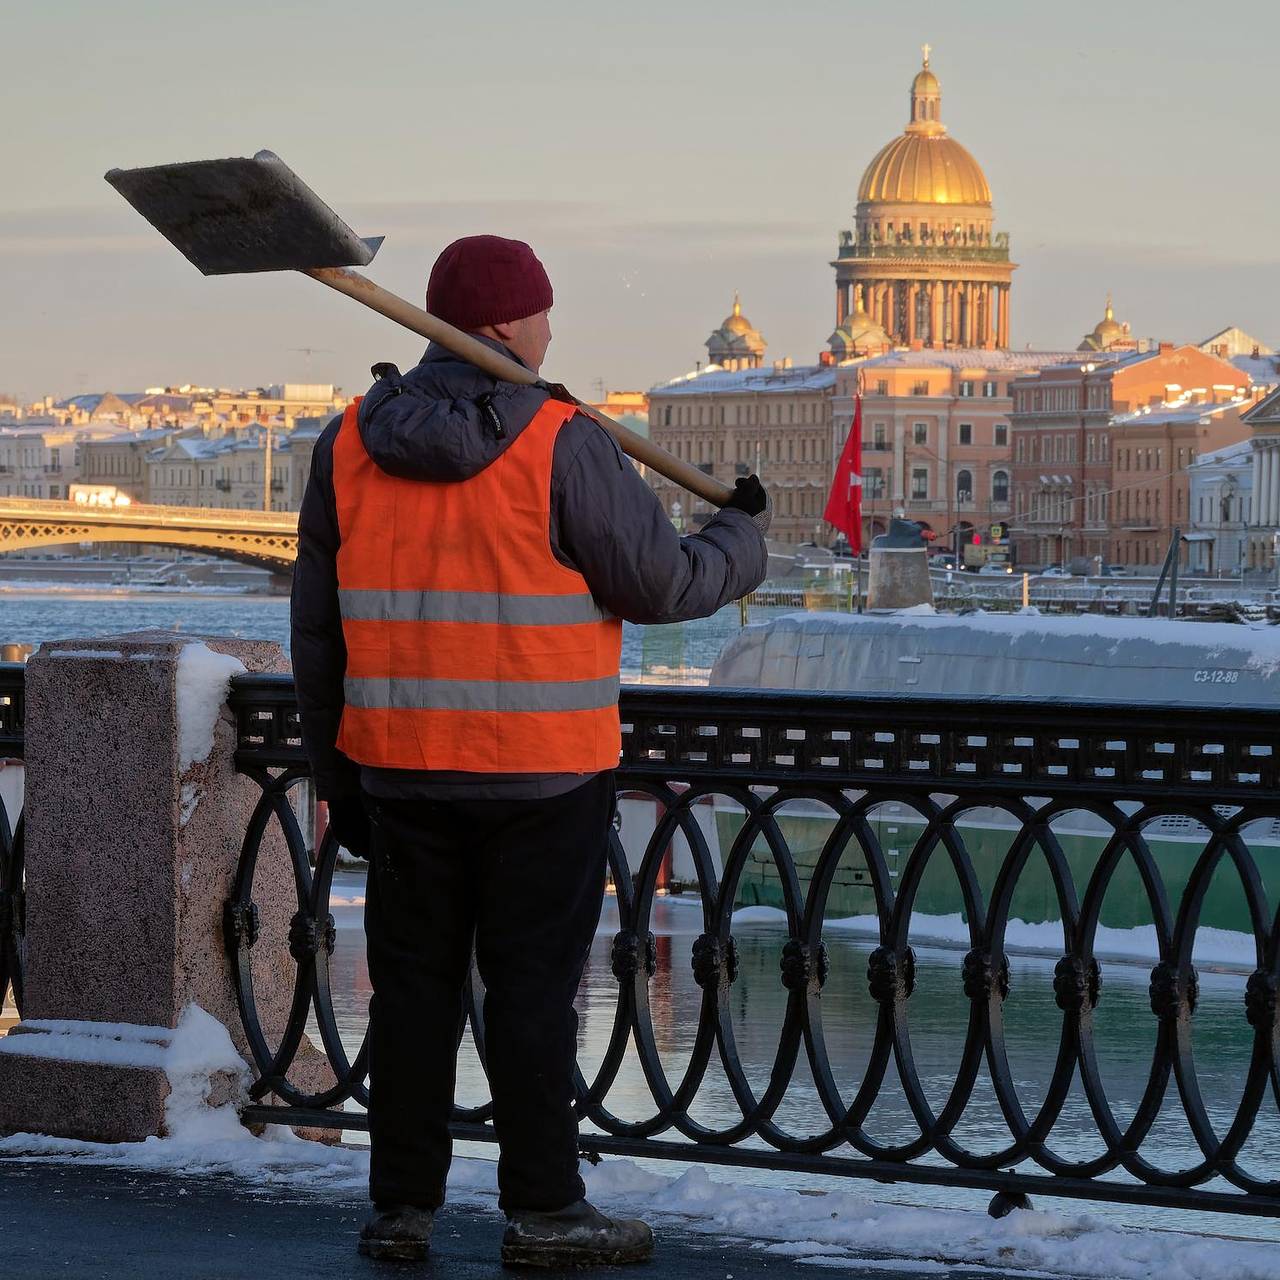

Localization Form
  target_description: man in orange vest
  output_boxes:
[292,236,770,1265]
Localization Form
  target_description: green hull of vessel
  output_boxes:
[721,811,1276,935]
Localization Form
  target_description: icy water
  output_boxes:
[0,588,761,680]
[3,588,1279,1240]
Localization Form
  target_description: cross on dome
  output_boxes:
[921,42,931,68]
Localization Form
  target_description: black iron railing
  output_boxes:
[226,673,1280,1220]
[0,662,25,1016]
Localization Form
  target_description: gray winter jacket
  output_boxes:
[291,337,768,801]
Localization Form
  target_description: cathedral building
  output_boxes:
[647,49,1187,553]
[829,48,1015,353]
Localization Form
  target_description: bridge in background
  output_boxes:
[0,497,298,573]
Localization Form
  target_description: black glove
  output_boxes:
[726,474,767,516]
[724,475,773,535]
[327,794,372,860]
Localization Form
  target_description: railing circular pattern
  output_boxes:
[224,679,1280,1219]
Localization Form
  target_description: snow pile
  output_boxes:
[159,1004,251,1142]
[0,1005,250,1141]
[175,641,246,772]
[728,905,1258,969]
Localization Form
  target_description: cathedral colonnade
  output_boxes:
[833,279,1011,349]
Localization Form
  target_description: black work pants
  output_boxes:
[363,772,613,1214]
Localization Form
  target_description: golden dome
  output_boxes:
[1093,295,1122,342]
[857,50,992,207]
[858,133,991,205]
[722,292,753,335]
[1078,294,1129,351]
[829,303,891,357]
[911,67,940,96]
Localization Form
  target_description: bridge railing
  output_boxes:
[0,496,299,529]
[225,673,1280,1220]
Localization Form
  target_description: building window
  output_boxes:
[992,470,1009,503]
[872,423,887,450]
[958,423,972,446]
[875,379,889,396]
[995,424,1008,446]
[913,422,927,445]
[956,470,973,503]
[982,380,998,397]
[864,467,885,499]
[959,380,975,397]
[1016,437,1024,462]
[912,381,929,396]
[911,468,928,500]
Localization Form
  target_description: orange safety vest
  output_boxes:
[332,395,623,774]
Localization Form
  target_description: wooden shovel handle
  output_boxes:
[306,266,735,508]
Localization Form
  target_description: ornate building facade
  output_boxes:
[829,49,1015,353]
[831,351,1083,544]
[1008,346,1254,568]
[646,364,837,545]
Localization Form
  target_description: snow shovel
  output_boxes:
[105,150,733,508]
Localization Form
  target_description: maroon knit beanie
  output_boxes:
[426,235,553,331]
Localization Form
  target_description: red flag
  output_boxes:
[824,394,863,552]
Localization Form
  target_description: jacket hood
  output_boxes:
[354,337,551,482]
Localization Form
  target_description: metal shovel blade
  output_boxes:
[104,149,383,275]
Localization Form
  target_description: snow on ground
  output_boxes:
[175,640,246,772]
[0,1122,1274,1280]
[0,1009,1273,1280]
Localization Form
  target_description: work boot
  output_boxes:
[358,1203,434,1262]
[501,1198,654,1268]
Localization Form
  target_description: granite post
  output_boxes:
[0,631,335,1142]
[866,520,936,611]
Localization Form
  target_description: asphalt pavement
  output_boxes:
[0,1157,1005,1280]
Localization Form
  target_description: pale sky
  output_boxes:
[2,0,1277,402]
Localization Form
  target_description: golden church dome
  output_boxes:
[828,303,891,359]
[858,134,991,206]
[911,67,940,96]
[722,292,753,335]
[1078,294,1129,351]
[857,50,992,207]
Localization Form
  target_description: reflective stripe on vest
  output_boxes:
[344,673,620,713]
[338,588,607,626]
[331,394,623,774]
